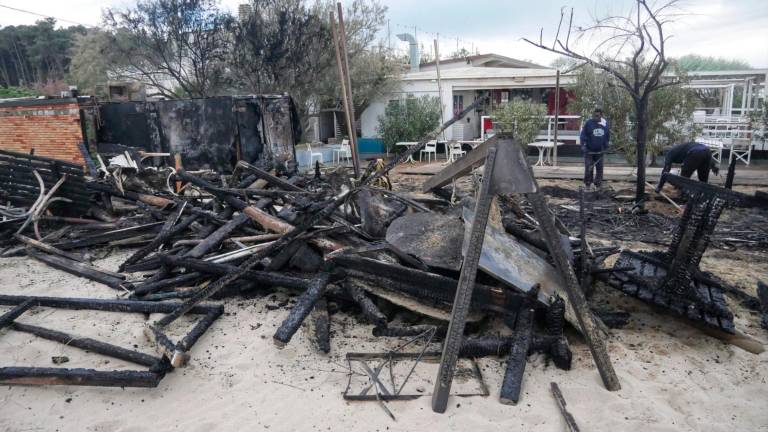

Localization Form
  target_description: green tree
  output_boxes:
[103,0,234,98]
[675,54,751,71]
[492,98,548,146]
[0,86,38,98]
[377,96,440,153]
[569,64,697,165]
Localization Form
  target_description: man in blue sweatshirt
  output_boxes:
[579,108,610,189]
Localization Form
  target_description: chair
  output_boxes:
[306,142,323,165]
[420,140,437,162]
[333,139,351,165]
[448,141,466,162]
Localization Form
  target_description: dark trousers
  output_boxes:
[584,152,604,187]
[681,149,711,183]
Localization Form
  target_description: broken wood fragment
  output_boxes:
[0,367,162,387]
[550,382,581,432]
[273,273,331,348]
[499,308,534,405]
[344,280,388,328]
[12,322,160,367]
[311,298,331,354]
[0,299,33,329]
[27,250,130,290]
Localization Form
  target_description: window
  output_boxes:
[453,95,464,116]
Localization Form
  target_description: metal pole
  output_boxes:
[553,70,561,166]
[329,10,360,177]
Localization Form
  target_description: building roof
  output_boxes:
[419,53,546,69]
[402,66,570,81]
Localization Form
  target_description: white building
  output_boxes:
[360,54,577,142]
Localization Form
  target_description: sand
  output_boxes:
[0,249,766,432]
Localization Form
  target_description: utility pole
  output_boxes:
[330,8,360,177]
[553,70,560,166]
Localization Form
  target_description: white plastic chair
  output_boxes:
[448,141,466,162]
[333,139,351,165]
[306,142,323,165]
[419,140,437,162]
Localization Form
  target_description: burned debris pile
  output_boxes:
[0,114,765,418]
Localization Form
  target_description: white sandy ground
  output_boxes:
[0,246,766,432]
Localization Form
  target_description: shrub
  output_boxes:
[377,96,441,153]
[492,98,548,145]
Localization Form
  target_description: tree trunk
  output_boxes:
[634,99,649,207]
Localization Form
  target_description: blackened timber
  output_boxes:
[177,308,224,352]
[432,145,498,414]
[153,190,352,329]
[344,280,387,328]
[176,171,293,234]
[14,234,86,263]
[499,308,534,405]
[27,250,130,290]
[550,382,581,432]
[758,281,768,330]
[185,213,250,258]
[273,273,332,348]
[144,323,189,368]
[120,205,194,270]
[373,325,446,338]
[54,222,164,250]
[0,299,33,329]
[12,322,160,367]
[0,367,161,387]
[528,190,621,391]
[157,255,310,289]
[335,255,531,313]
[132,272,206,297]
[235,161,304,192]
[0,294,221,316]
[421,137,494,193]
[312,298,331,353]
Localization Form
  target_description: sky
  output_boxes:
[0,0,766,68]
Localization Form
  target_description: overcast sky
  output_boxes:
[1,0,766,68]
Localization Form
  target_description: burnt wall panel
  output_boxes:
[96,95,299,172]
[156,97,236,172]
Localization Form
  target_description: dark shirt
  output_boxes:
[579,118,610,152]
[664,142,708,170]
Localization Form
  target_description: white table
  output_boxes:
[457,139,485,149]
[528,141,565,166]
[395,142,420,163]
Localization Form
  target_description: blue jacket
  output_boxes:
[580,119,610,152]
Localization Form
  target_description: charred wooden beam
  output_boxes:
[176,171,293,234]
[499,308,534,405]
[551,382,581,432]
[0,367,162,387]
[54,222,164,250]
[236,161,304,192]
[157,255,310,290]
[132,272,206,297]
[312,298,331,354]
[273,273,332,348]
[27,250,131,291]
[344,280,387,328]
[0,299,33,329]
[528,190,621,391]
[177,308,224,352]
[120,205,196,271]
[185,213,250,258]
[13,234,86,263]
[144,323,189,368]
[758,281,768,330]
[0,294,221,316]
[12,322,160,367]
[372,325,446,338]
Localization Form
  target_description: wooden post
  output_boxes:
[174,154,182,193]
[553,70,561,166]
[330,7,360,177]
[432,143,498,413]
[434,39,446,143]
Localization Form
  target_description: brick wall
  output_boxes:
[0,99,84,165]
